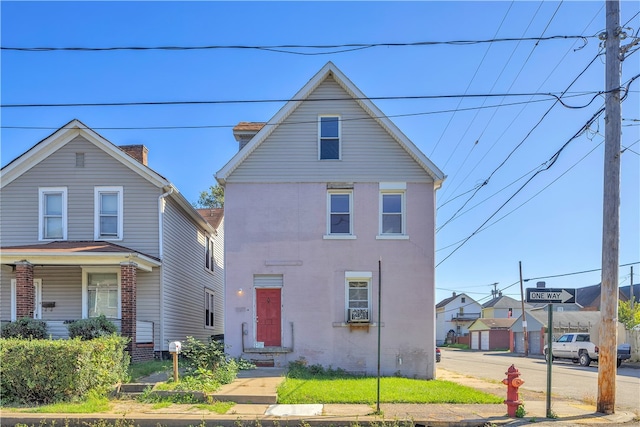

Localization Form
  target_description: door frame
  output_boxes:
[254,287,282,347]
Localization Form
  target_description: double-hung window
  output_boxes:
[319,116,340,160]
[346,272,372,323]
[378,183,407,238]
[327,190,353,236]
[39,187,67,240]
[94,186,123,240]
[205,289,215,328]
[82,269,120,319]
[205,236,215,272]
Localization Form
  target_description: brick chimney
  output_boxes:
[120,145,148,166]
[233,122,265,151]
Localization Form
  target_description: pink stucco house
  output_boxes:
[216,62,445,378]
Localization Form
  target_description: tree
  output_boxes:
[193,184,224,208]
[618,299,640,330]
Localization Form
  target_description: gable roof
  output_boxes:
[482,295,532,309]
[216,62,445,187]
[1,119,215,235]
[436,292,477,308]
[469,318,516,330]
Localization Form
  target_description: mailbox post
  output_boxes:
[169,341,181,382]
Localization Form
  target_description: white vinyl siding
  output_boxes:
[94,186,123,240]
[227,77,433,183]
[39,187,67,240]
[0,136,160,255]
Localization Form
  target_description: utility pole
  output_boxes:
[597,0,621,415]
[631,266,634,309]
[519,262,529,356]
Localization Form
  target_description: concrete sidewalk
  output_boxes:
[1,367,637,427]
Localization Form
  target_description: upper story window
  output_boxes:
[378,182,406,238]
[327,190,353,236]
[39,187,67,240]
[461,297,466,303]
[319,116,340,160]
[94,186,123,240]
[205,235,215,272]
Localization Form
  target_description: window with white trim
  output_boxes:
[205,235,215,272]
[379,183,406,237]
[205,289,215,328]
[94,186,123,240]
[39,187,67,240]
[345,272,372,323]
[327,190,352,235]
[84,271,120,319]
[319,116,340,160]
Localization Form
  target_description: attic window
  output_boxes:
[76,153,85,168]
[319,116,340,160]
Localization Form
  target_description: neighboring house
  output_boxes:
[468,318,515,350]
[510,310,625,355]
[435,292,481,345]
[0,120,224,361]
[482,293,531,319]
[216,62,445,378]
[576,283,636,310]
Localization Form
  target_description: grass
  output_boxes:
[9,391,112,413]
[127,359,172,381]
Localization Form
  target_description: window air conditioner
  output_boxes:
[348,308,370,323]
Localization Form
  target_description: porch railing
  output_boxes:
[41,319,154,345]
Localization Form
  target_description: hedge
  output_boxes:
[0,335,130,404]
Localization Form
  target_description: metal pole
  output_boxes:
[546,304,553,418]
[376,259,382,413]
[598,0,621,414]
[631,266,634,309]
[519,262,529,357]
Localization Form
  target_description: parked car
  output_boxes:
[436,347,441,363]
[543,333,631,367]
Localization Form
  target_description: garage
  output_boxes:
[514,332,525,353]
[471,331,480,350]
[480,331,490,350]
[529,331,541,354]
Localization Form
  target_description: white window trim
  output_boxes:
[345,271,372,322]
[38,187,68,241]
[378,182,407,239]
[81,267,121,319]
[325,190,355,238]
[318,115,341,160]
[205,288,215,329]
[94,186,124,240]
[205,235,215,273]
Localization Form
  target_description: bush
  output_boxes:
[178,336,238,387]
[67,315,117,340]
[0,317,47,339]
[0,335,130,404]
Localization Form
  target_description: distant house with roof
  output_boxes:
[468,317,515,350]
[436,292,481,345]
[482,293,531,319]
[577,283,638,310]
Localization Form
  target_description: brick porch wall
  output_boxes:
[120,262,137,355]
[15,261,34,318]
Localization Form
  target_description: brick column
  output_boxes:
[15,261,34,318]
[120,262,137,353]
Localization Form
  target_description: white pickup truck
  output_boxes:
[543,333,631,368]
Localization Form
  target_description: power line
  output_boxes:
[0,90,603,109]
[0,35,595,54]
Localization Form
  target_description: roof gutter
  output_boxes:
[158,186,173,352]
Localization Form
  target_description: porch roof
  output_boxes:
[0,241,161,272]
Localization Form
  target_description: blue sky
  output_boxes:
[2,1,639,305]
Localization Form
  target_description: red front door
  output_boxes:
[256,288,281,347]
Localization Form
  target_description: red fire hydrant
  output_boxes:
[502,364,524,417]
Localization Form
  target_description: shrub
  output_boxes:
[0,317,47,339]
[67,315,117,340]
[0,335,130,404]
[178,336,238,387]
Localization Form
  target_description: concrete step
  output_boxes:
[119,383,155,393]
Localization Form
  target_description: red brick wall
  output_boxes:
[15,261,34,318]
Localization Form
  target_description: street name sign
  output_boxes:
[526,288,576,304]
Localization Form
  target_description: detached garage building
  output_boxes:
[468,318,515,350]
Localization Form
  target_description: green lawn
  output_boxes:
[277,376,503,404]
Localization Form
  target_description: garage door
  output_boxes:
[471,332,479,349]
[529,331,541,354]
[514,332,524,353]
[481,331,490,350]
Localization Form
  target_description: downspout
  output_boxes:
[158,187,174,354]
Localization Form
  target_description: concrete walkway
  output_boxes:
[1,367,637,427]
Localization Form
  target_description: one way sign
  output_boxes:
[526,288,576,304]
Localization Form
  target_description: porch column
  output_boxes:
[15,261,34,318]
[120,262,137,353]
